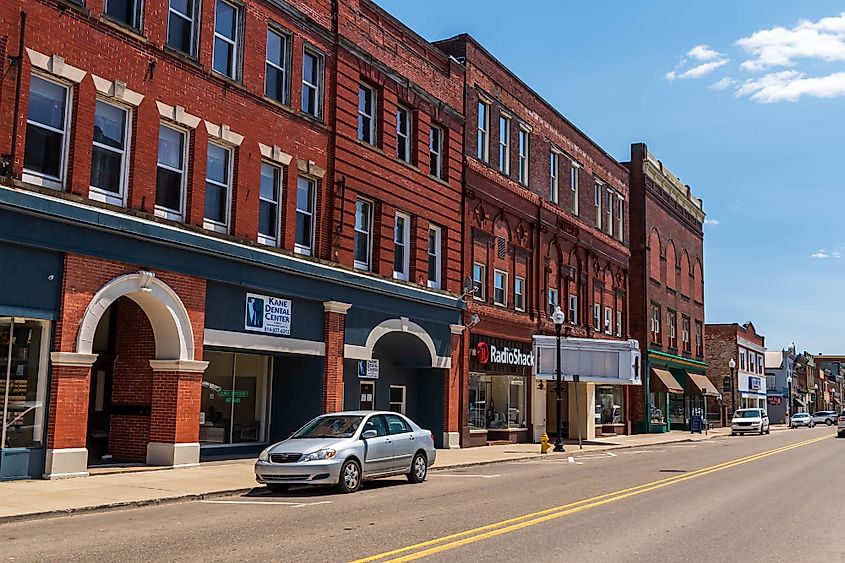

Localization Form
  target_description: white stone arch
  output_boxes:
[345,317,450,369]
[76,271,195,361]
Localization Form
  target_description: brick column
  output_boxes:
[323,301,352,413]
[442,324,465,448]
[44,352,98,479]
[147,360,208,467]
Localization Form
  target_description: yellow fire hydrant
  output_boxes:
[540,432,551,454]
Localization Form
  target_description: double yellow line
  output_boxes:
[352,434,831,562]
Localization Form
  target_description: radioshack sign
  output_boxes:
[476,341,534,367]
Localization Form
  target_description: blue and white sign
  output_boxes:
[245,293,292,336]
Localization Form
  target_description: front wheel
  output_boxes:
[765,425,770,435]
[407,452,428,484]
[810,422,815,428]
[336,459,362,493]
[826,419,834,426]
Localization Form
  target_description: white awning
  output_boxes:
[532,336,642,385]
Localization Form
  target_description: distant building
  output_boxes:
[764,346,797,423]
[705,323,767,423]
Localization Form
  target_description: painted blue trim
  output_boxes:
[0,186,463,311]
[0,305,56,320]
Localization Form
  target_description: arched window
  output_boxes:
[680,251,691,297]
[693,259,703,303]
[648,229,661,282]
[665,241,676,291]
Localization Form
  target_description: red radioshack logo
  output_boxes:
[476,341,491,364]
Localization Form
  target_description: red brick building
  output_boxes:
[705,323,767,423]
[436,35,640,445]
[625,143,711,433]
[0,0,465,480]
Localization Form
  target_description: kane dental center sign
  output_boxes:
[476,341,534,367]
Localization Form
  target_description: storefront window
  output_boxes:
[468,372,526,430]
[200,351,271,445]
[1,318,49,449]
[595,385,624,425]
[649,392,665,424]
[668,394,685,425]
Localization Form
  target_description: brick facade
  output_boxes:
[705,323,767,422]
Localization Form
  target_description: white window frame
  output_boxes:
[498,115,510,175]
[23,74,72,190]
[427,224,442,289]
[593,303,601,331]
[616,311,623,337]
[429,124,443,180]
[265,27,290,104]
[594,182,602,229]
[396,105,412,163]
[518,127,529,186]
[358,84,377,145]
[393,211,411,280]
[682,317,690,350]
[568,294,577,325]
[212,0,241,80]
[389,385,406,415]
[168,0,198,56]
[616,195,624,242]
[89,99,130,206]
[549,150,559,203]
[154,123,188,221]
[294,175,317,256]
[301,47,323,119]
[514,276,525,312]
[493,269,508,307]
[257,161,282,246]
[604,306,612,335]
[606,189,614,237]
[477,100,489,163]
[548,288,559,317]
[473,262,486,301]
[571,161,580,215]
[353,199,374,271]
[740,349,747,371]
[758,355,765,375]
[667,311,677,345]
[203,141,234,233]
[105,0,143,30]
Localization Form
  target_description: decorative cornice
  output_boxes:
[648,348,708,369]
[642,154,705,223]
[51,352,98,367]
[149,360,209,373]
[324,301,352,314]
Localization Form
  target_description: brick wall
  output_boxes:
[322,309,346,413]
[148,371,202,444]
[46,365,91,450]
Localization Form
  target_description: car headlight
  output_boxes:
[302,449,336,462]
[258,448,271,462]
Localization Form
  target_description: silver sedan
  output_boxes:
[255,411,437,493]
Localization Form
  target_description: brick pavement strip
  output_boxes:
[0,426,772,523]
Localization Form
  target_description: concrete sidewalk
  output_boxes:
[0,426,744,523]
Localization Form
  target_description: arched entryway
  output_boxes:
[46,271,206,478]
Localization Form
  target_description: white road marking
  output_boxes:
[431,473,500,479]
[623,449,666,454]
[201,499,333,507]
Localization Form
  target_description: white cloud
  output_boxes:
[736,69,845,102]
[666,45,728,81]
[703,218,719,226]
[688,44,721,61]
[678,60,729,79]
[811,249,842,259]
[709,77,735,90]
[736,13,845,72]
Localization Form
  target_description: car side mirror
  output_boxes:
[361,429,378,440]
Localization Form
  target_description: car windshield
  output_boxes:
[292,415,364,439]
[794,413,808,418]
[734,410,760,418]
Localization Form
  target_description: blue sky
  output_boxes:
[375,0,845,354]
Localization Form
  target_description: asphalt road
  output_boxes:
[1,426,843,562]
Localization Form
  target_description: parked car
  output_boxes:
[810,411,838,426]
[731,408,770,435]
[790,412,814,428]
[255,411,436,493]
[838,413,845,438]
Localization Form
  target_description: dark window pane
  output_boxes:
[204,182,227,223]
[265,65,284,101]
[206,144,228,184]
[90,146,122,193]
[394,244,404,274]
[260,164,278,201]
[296,178,313,212]
[296,212,312,247]
[156,167,182,210]
[106,0,131,25]
[302,86,315,114]
[213,38,233,76]
[170,0,191,15]
[355,232,369,264]
[23,125,62,178]
[168,14,193,54]
[259,200,277,238]
[428,253,436,281]
[215,0,236,38]
[93,102,125,150]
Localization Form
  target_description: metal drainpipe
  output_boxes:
[6,11,27,179]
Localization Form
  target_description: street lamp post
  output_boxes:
[729,358,737,417]
[552,306,566,452]
[786,375,792,423]
[814,383,819,413]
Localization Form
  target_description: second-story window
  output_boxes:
[258,162,281,246]
[514,277,525,311]
[667,310,677,348]
[518,128,529,185]
[358,85,376,145]
[394,212,410,280]
[155,124,187,220]
[498,115,510,175]
[548,288,559,317]
[301,48,323,119]
[427,225,442,289]
[571,162,579,215]
[353,199,373,271]
[569,294,578,325]
[90,100,129,206]
[593,303,601,331]
[650,305,661,343]
[265,28,290,104]
[24,76,70,189]
[493,270,507,307]
[429,124,444,180]
[396,106,412,163]
[682,316,691,353]
[740,349,746,370]
[594,182,602,230]
[213,0,241,79]
[204,143,232,232]
[616,311,623,337]
[604,306,612,335]
[295,176,316,255]
[167,0,198,56]
[695,321,703,356]
[473,262,486,301]
[616,196,624,242]
[606,189,614,237]
[477,100,489,162]
[105,0,143,30]
[549,150,559,204]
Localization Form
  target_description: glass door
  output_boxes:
[1,318,49,450]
